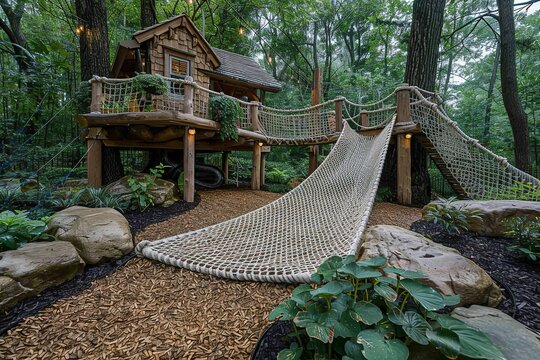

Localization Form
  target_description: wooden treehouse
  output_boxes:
[78,14,433,206]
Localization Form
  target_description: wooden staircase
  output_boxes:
[416,133,468,198]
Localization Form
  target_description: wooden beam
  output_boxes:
[311,68,323,106]
[358,123,421,137]
[87,139,102,187]
[90,81,103,113]
[335,98,343,132]
[222,151,229,183]
[183,127,196,202]
[261,152,267,186]
[183,76,194,115]
[360,111,369,127]
[397,134,412,205]
[308,145,319,175]
[250,101,260,131]
[251,143,262,190]
[396,84,411,124]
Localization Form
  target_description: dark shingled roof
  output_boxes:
[205,47,282,92]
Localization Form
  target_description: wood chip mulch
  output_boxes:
[0,189,421,359]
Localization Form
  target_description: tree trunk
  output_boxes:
[0,0,34,71]
[75,0,110,81]
[483,42,501,144]
[497,0,530,172]
[140,0,158,29]
[405,0,446,205]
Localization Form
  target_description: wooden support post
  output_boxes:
[90,80,103,113]
[397,134,412,205]
[250,101,260,132]
[222,151,229,183]
[261,152,267,186]
[308,145,319,175]
[183,76,194,115]
[183,127,196,202]
[87,139,103,187]
[335,98,343,132]
[396,84,412,205]
[360,111,369,127]
[251,142,262,190]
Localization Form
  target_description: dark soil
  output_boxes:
[0,197,200,336]
[251,320,293,360]
[411,220,540,332]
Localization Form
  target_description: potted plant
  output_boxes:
[253,256,504,360]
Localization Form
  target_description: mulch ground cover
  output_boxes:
[0,195,201,336]
[411,220,540,331]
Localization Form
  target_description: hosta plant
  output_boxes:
[269,256,504,360]
[504,216,540,262]
[422,197,482,234]
[0,210,55,252]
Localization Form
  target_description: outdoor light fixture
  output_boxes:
[258,142,264,147]
[267,56,273,63]
[76,25,84,35]
[239,26,244,35]
[405,133,412,139]
[188,128,196,135]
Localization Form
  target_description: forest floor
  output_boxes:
[0,189,420,360]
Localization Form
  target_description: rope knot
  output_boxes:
[135,240,151,257]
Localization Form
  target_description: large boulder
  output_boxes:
[423,200,540,237]
[360,225,502,307]
[452,305,540,360]
[106,174,179,207]
[48,206,133,265]
[0,242,84,311]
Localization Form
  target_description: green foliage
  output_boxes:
[270,256,503,360]
[84,188,128,211]
[49,189,85,209]
[177,171,185,193]
[0,186,24,211]
[73,81,92,114]
[208,96,242,141]
[266,168,289,184]
[488,181,540,201]
[0,210,54,252]
[127,163,168,211]
[375,186,393,202]
[422,197,482,235]
[504,216,540,262]
[266,184,291,193]
[132,73,168,95]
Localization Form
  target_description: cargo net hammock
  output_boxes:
[136,120,395,283]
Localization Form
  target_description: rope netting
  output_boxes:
[410,88,540,201]
[342,92,397,130]
[136,120,395,283]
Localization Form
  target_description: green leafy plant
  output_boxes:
[270,256,504,360]
[84,187,128,211]
[177,170,185,193]
[132,73,168,95]
[266,168,289,184]
[208,96,242,141]
[49,188,85,209]
[375,186,393,202]
[73,81,92,113]
[0,210,55,252]
[489,181,540,201]
[0,186,24,210]
[127,163,169,211]
[422,197,482,234]
[504,216,540,261]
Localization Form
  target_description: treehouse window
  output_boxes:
[169,56,190,95]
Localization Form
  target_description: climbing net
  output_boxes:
[342,92,397,130]
[136,120,395,283]
[411,88,540,201]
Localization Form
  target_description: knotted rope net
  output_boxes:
[136,120,395,283]
[410,88,540,201]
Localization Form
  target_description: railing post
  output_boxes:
[396,84,412,206]
[251,141,262,190]
[360,111,369,127]
[183,76,194,115]
[334,98,343,132]
[250,101,260,131]
[183,127,196,202]
[90,80,103,113]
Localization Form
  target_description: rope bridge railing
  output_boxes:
[410,87,540,201]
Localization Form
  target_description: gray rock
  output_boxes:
[423,200,540,237]
[0,242,84,311]
[48,206,133,265]
[360,225,502,307]
[106,174,179,207]
[452,305,540,360]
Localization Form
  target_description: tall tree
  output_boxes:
[141,0,157,29]
[0,0,33,71]
[404,0,446,205]
[497,0,530,171]
[75,0,110,81]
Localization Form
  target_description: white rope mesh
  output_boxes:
[136,120,395,283]
[411,88,540,201]
[98,78,140,113]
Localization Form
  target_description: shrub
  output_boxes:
[375,186,393,202]
[267,184,291,194]
[0,186,24,210]
[266,168,289,184]
[49,189,85,209]
[128,163,168,211]
[132,73,168,95]
[208,96,242,141]
[84,187,128,211]
[0,210,54,252]
[270,256,504,360]
[504,216,540,262]
[422,197,482,234]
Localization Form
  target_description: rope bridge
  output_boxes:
[136,120,395,283]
